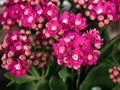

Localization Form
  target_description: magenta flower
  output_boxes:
[10,4,21,19]
[8,60,28,77]
[52,39,69,56]
[59,11,70,31]
[74,13,87,31]
[93,2,104,15]
[69,49,84,69]
[35,5,43,16]
[44,4,58,20]
[84,29,103,49]
[45,20,61,37]
[22,11,37,27]
[52,28,103,69]
[83,50,100,65]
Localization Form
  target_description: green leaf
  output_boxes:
[100,34,120,58]
[80,63,116,90]
[112,84,120,90]
[16,82,36,90]
[58,67,72,82]
[37,79,49,90]
[49,76,67,90]
[5,72,36,84]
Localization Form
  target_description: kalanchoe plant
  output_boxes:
[0,0,120,90]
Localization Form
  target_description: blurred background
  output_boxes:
[0,0,120,90]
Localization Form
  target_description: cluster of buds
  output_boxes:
[0,29,55,77]
[109,66,120,83]
[73,0,120,27]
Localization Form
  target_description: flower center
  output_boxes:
[96,8,103,14]
[14,64,22,70]
[62,19,68,24]
[72,54,79,61]
[37,10,43,15]
[64,38,71,43]
[87,54,93,61]
[16,45,22,51]
[28,16,34,23]
[51,25,57,31]
[59,46,66,53]
[75,19,81,25]
[47,10,53,16]
[24,10,29,15]
[14,0,19,3]
[11,35,17,41]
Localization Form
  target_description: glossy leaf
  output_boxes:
[49,76,67,90]
[80,63,116,90]
[58,67,72,82]
[5,72,36,84]
[112,84,120,90]
[37,79,49,90]
[16,82,36,90]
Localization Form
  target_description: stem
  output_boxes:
[41,68,45,79]
[76,70,81,90]
[100,34,120,58]
[30,66,41,80]
[44,63,51,78]
[6,81,14,87]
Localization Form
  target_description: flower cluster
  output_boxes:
[0,29,55,77]
[109,66,120,83]
[43,11,87,38]
[0,30,31,76]
[0,0,59,30]
[52,29,103,70]
[0,0,104,77]
[73,0,120,27]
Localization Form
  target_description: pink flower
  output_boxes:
[84,29,103,49]
[35,5,43,16]
[93,2,104,15]
[22,11,37,27]
[44,4,58,20]
[8,60,28,77]
[52,29,103,69]
[20,4,33,16]
[74,13,87,31]
[103,2,117,21]
[69,49,84,69]
[52,39,69,56]
[10,4,21,19]
[45,20,61,37]
[83,50,99,65]
[59,11,75,31]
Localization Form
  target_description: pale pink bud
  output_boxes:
[25,50,31,56]
[19,55,26,60]
[27,59,32,65]
[85,11,90,16]
[98,21,104,27]
[33,60,39,66]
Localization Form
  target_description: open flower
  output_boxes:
[8,60,28,77]
[45,20,61,37]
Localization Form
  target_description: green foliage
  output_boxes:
[49,76,67,90]
[100,34,120,58]
[5,72,36,84]
[58,67,72,82]
[80,63,117,90]
[16,82,36,90]
[37,79,49,90]
[112,84,120,90]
